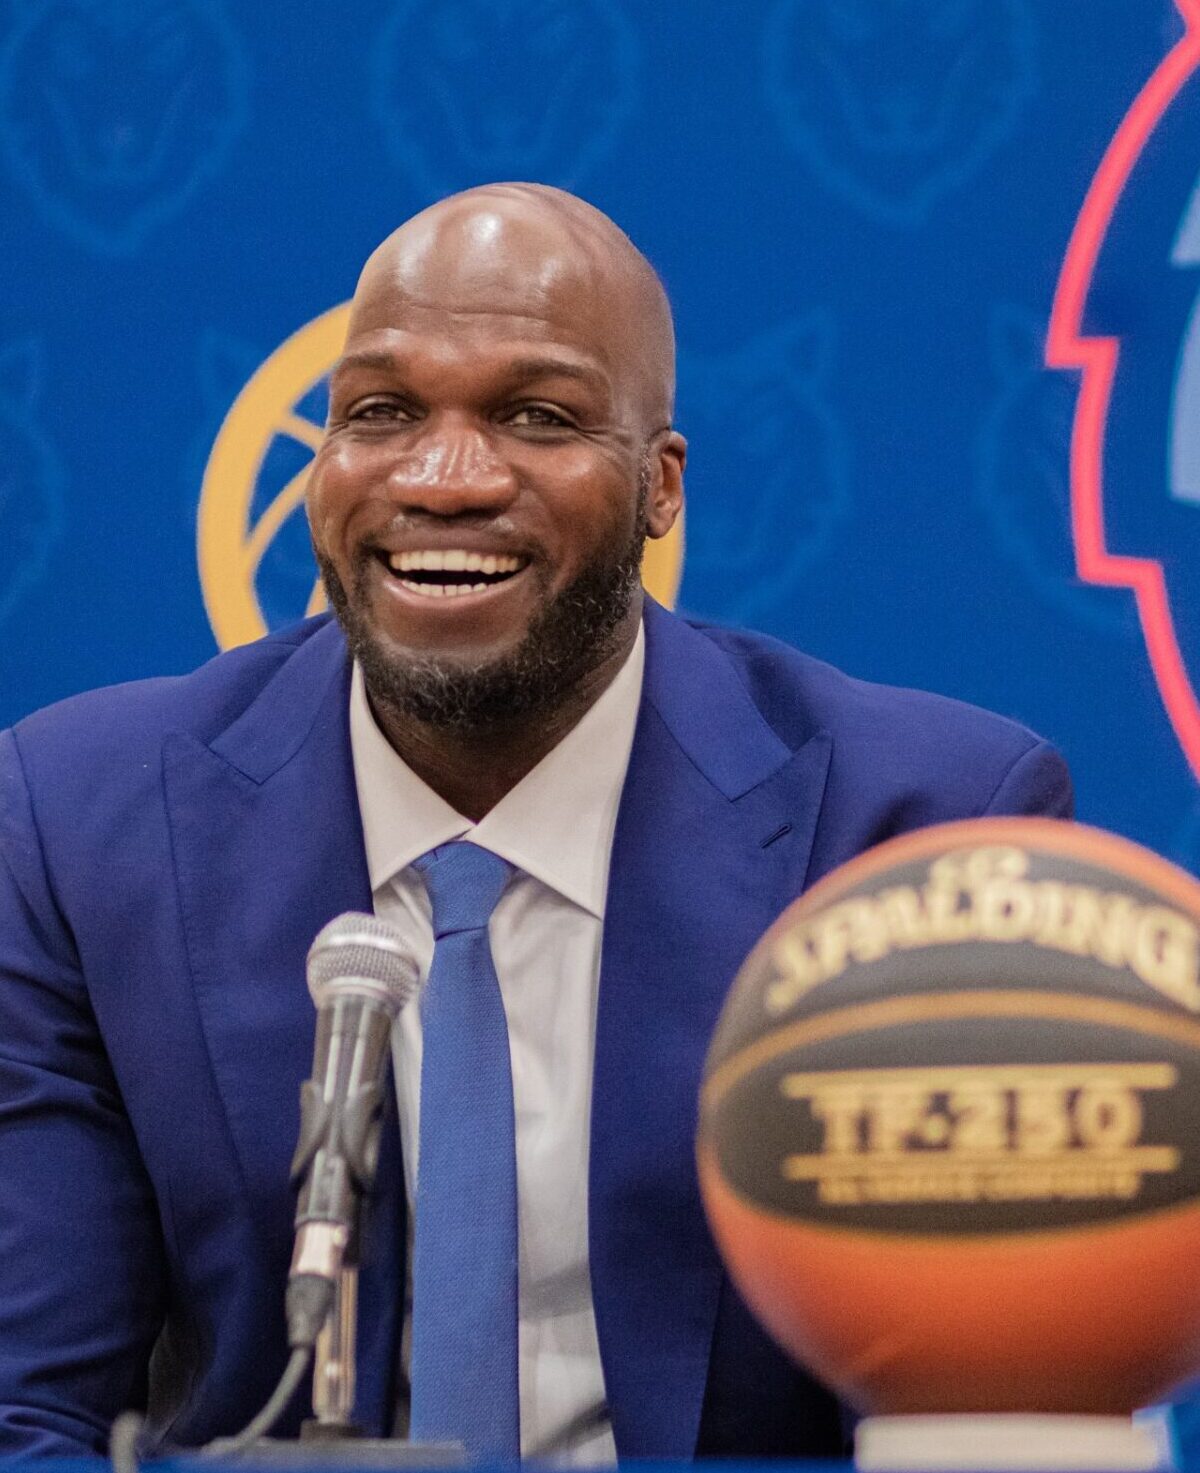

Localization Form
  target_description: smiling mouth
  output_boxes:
[378,548,531,599]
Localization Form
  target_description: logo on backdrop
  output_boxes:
[0,0,248,255]
[0,340,64,631]
[677,312,849,625]
[1047,0,1200,781]
[369,0,638,197]
[973,304,1136,638]
[198,308,683,651]
[762,0,1037,226]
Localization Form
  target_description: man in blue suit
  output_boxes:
[0,185,1071,1459]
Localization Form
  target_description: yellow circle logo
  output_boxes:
[198,304,684,650]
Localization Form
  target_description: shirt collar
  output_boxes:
[349,624,645,919]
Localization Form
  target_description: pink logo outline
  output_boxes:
[1047,0,1200,779]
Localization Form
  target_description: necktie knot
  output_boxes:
[413,842,512,939]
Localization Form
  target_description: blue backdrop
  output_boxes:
[10,0,1200,1446]
[1,0,1197,863]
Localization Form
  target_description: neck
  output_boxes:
[366,619,640,823]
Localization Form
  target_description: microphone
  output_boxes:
[286,911,418,1348]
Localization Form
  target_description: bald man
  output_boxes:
[0,185,1072,1460]
[310,183,685,822]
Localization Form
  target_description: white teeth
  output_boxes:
[397,576,513,598]
[387,549,523,574]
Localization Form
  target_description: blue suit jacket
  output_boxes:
[0,601,1072,1459]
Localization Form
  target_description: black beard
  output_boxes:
[317,483,648,734]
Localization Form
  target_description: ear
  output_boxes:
[645,429,686,540]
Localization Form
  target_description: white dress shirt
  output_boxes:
[347,627,645,1464]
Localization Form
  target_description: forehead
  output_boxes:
[346,204,621,368]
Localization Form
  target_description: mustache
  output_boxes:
[362,511,523,540]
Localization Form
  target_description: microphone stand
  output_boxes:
[111,918,465,1472]
[303,1266,359,1439]
[205,1259,463,1469]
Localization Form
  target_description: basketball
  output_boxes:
[697,817,1200,1416]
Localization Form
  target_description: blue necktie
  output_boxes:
[408,842,520,1461]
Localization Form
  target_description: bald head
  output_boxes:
[350,183,676,434]
[310,182,688,767]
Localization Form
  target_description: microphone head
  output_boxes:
[306,910,418,1015]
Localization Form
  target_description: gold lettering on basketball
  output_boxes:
[779,1063,1178,1206]
[1073,1080,1142,1149]
[870,1088,928,1153]
[976,878,1039,941]
[1015,1083,1072,1155]
[947,1081,1007,1152]
[765,847,1200,1016]
[1132,907,1200,1011]
[807,1087,864,1156]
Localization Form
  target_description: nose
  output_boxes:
[384,416,518,516]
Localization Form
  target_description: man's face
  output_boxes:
[306,204,679,727]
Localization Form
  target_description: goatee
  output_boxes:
[317,484,648,733]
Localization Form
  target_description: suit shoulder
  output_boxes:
[694,619,1033,748]
[8,617,329,774]
[688,618,1070,822]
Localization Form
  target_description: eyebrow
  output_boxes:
[503,356,607,390]
[333,350,401,375]
[332,349,608,392]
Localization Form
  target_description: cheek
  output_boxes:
[536,451,639,552]
[306,443,383,550]
[303,462,339,554]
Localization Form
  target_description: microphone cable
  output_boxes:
[110,1345,313,1472]
[201,1344,314,1457]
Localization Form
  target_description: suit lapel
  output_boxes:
[160,605,834,1446]
[162,620,401,1432]
[590,602,832,1457]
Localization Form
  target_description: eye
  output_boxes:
[505,404,574,429]
[345,397,413,422]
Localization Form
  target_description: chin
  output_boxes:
[365,620,533,675]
